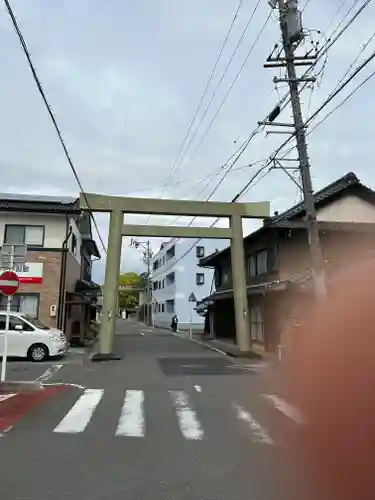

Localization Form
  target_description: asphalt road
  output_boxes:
[0,319,309,500]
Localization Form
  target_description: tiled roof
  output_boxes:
[0,193,80,213]
[271,220,375,232]
[267,172,362,224]
[200,172,375,267]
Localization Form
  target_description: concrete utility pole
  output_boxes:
[130,238,153,326]
[270,0,327,298]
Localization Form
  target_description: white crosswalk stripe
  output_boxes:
[169,390,204,440]
[116,390,145,437]
[233,404,274,445]
[54,389,104,434]
[51,388,287,443]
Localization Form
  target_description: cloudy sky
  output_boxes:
[0,0,374,283]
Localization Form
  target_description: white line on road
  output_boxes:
[170,390,204,440]
[139,331,145,336]
[116,390,145,437]
[0,393,16,402]
[263,394,307,425]
[234,404,274,445]
[42,382,86,389]
[170,331,227,356]
[194,385,202,392]
[54,389,103,434]
[36,364,63,382]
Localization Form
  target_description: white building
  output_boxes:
[151,238,228,330]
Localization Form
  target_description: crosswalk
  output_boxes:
[50,388,303,443]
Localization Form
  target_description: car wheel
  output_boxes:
[28,343,49,362]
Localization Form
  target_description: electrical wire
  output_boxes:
[185,11,273,166]
[155,0,246,209]
[167,0,264,185]
[3,0,108,254]
[328,28,375,96]
[153,0,373,276]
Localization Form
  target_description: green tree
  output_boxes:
[118,272,142,308]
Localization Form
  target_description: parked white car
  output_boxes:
[0,312,67,362]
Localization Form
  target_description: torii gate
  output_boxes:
[80,193,270,361]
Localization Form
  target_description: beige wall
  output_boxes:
[0,213,67,248]
[317,194,375,223]
[279,193,375,280]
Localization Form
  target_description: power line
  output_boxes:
[157,0,246,203]
[3,0,107,255]
[185,11,273,166]
[168,0,264,183]
[153,0,373,276]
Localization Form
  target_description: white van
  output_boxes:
[0,312,67,362]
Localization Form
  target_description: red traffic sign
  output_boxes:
[0,270,20,296]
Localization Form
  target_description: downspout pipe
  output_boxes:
[57,219,72,330]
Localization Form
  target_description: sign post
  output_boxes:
[0,244,26,382]
[188,292,197,340]
[0,270,20,381]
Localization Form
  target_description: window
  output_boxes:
[153,281,158,291]
[222,267,229,284]
[256,250,268,274]
[0,315,34,332]
[196,246,205,258]
[4,225,44,246]
[162,279,165,288]
[196,273,205,285]
[248,255,257,277]
[71,233,77,255]
[9,316,34,332]
[166,245,175,260]
[247,249,270,277]
[161,303,165,313]
[166,272,175,286]
[250,305,264,342]
[166,299,175,314]
[0,294,39,319]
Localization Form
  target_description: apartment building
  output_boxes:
[0,193,101,344]
[151,237,228,330]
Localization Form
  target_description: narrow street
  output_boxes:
[0,319,304,500]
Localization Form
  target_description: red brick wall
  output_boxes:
[17,251,62,328]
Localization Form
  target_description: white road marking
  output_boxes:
[170,390,204,440]
[139,331,145,336]
[194,385,202,392]
[170,331,227,356]
[54,389,103,434]
[116,390,145,437]
[263,394,307,425]
[0,393,16,402]
[42,382,86,389]
[234,404,274,445]
[36,364,63,382]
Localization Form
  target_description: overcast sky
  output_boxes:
[1,0,374,283]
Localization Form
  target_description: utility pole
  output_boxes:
[266,0,326,299]
[130,238,153,326]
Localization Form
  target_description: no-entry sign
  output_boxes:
[0,270,20,296]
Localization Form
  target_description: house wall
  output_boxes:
[317,194,375,222]
[0,211,88,338]
[151,237,228,330]
[279,193,375,280]
[0,213,67,247]
[16,250,63,328]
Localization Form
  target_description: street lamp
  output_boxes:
[130,238,154,326]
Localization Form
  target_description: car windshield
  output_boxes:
[21,315,50,330]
